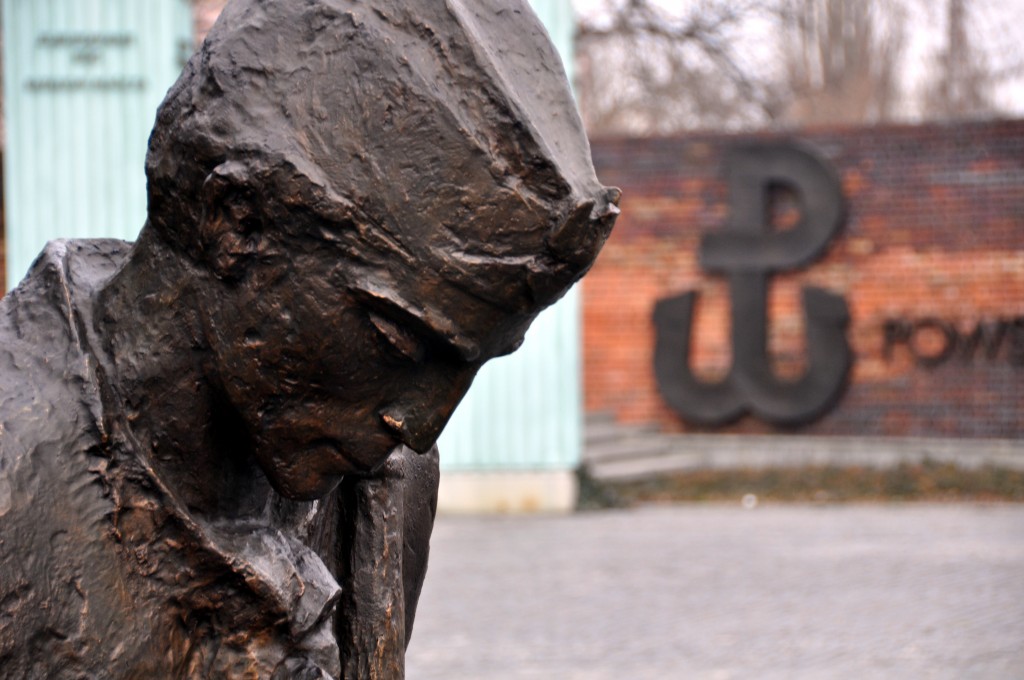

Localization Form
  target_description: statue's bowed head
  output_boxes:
[137,0,619,500]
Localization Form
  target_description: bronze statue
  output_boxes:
[0,1,618,678]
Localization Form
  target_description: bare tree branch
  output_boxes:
[576,0,776,135]
[922,0,997,120]
[575,0,1024,135]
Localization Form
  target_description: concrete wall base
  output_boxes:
[437,470,577,514]
[586,433,1024,482]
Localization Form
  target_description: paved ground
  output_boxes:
[406,503,1024,679]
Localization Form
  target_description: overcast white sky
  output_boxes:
[570,0,1024,118]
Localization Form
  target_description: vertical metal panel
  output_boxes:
[3,0,192,288]
[438,0,582,472]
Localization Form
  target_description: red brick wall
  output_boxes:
[586,121,1024,439]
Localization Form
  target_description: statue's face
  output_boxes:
[206,243,490,500]
[196,150,608,500]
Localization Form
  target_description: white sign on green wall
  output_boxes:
[3,0,192,288]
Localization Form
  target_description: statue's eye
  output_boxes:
[368,312,426,362]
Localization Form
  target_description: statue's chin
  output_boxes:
[251,428,403,501]
[267,470,345,502]
[255,442,355,501]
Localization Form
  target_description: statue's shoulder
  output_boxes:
[0,238,129,348]
[0,238,126,442]
[19,237,131,296]
[0,239,128,678]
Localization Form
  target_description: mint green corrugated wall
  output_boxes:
[3,0,192,289]
[437,0,582,473]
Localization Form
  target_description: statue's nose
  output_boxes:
[379,401,457,454]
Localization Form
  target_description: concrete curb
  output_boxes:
[584,417,1024,481]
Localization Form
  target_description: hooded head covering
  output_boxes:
[146,0,619,358]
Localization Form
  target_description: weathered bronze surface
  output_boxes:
[0,1,618,677]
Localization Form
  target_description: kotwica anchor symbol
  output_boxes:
[653,142,852,426]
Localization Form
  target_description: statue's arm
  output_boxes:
[397,445,440,643]
[333,445,440,679]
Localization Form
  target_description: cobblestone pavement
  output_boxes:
[406,503,1024,679]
